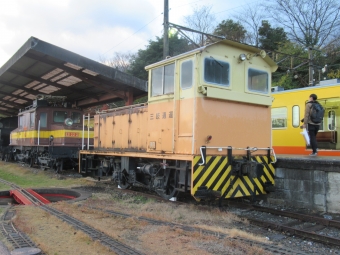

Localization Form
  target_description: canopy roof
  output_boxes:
[0,37,147,118]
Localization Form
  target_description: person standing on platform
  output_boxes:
[303,94,320,156]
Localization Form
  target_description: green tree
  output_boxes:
[272,41,310,88]
[128,34,191,80]
[327,69,340,79]
[258,20,287,51]
[213,19,247,43]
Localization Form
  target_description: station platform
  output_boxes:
[275,154,340,171]
[269,153,340,213]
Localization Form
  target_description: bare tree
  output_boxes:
[266,0,340,49]
[183,5,217,46]
[99,52,133,73]
[233,3,267,46]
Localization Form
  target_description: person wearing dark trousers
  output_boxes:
[303,94,320,156]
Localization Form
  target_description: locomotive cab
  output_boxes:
[146,41,277,155]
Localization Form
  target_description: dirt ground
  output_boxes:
[5,181,274,255]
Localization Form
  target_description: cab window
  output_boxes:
[53,111,67,123]
[40,113,47,128]
[248,68,269,94]
[30,112,35,128]
[19,116,23,128]
[181,60,193,89]
[204,58,229,86]
[151,63,175,96]
[71,112,81,124]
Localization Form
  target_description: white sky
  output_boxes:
[0,0,255,68]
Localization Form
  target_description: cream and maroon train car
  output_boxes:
[7,95,93,172]
[79,39,278,200]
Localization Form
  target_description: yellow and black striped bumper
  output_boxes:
[192,155,275,199]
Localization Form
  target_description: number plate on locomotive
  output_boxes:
[65,132,79,137]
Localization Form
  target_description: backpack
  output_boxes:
[310,102,325,124]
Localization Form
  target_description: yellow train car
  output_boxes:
[272,80,340,156]
[80,39,278,201]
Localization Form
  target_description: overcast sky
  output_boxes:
[0,0,255,68]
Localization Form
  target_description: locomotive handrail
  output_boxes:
[82,114,94,150]
[96,103,148,114]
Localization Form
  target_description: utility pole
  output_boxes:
[308,47,314,86]
[163,0,169,59]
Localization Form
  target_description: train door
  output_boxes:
[175,57,195,154]
[317,98,339,150]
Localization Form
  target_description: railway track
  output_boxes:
[0,208,45,254]
[105,186,340,250]
[0,178,144,255]
[83,204,309,255]
[237,203,340,247]
[1,172,339,254]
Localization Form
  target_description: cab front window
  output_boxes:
[248,68,269,94]
[204,58,230,86]
[53,111,67,123]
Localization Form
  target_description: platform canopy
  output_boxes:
[0,37,148,118]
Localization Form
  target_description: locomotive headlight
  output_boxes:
[64,118,73,126]
[239,54,246,61]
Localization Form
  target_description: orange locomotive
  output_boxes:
[80,40,278,200]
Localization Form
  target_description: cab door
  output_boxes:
[176,58,195,154]
[147,63,175,153]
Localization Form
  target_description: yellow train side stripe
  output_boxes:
[11,130,94,139]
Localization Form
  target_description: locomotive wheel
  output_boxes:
[156,175,178,200]
[29,157,34,168]
[118,170,130,189]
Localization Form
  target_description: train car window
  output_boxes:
[71,112,81,124]
[248,68,269,94]
[181,60,193,89]
[19,116,23,128]
[53,111,67,123]
[151,63,175,96]
[271,107,287,129]
[40,113,47,128]
[30,112,35,128]
[204,58,229,86]
[328,110,336,130]
[292,105,300,128]
[164,64,175,94]
[0,122,3,128]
